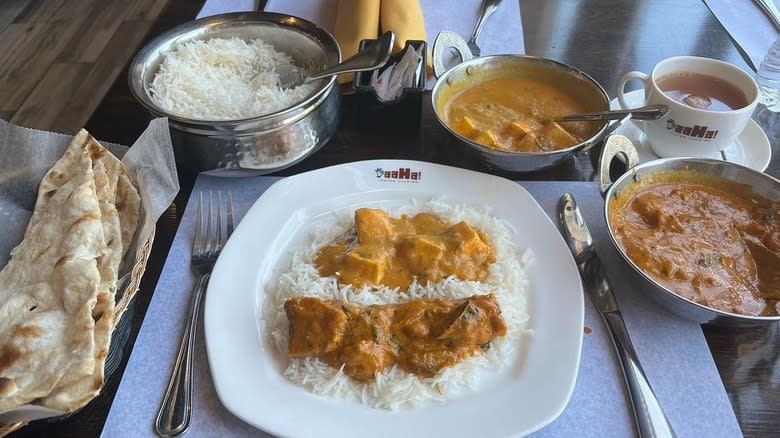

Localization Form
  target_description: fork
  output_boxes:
[155,191,234,437]
[467,0,503,58]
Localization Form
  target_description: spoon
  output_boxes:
[467,0,503,57]
[556,104,669,122]
[272,31,395,89]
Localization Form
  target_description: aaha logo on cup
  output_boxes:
[617,56,758,158]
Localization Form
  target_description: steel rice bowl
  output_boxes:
[431,55,610,173]
[600,149,780,326]
[129,12,341,176]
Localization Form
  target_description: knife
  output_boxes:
[558,193,677,438]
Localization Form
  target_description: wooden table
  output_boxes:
[7,0,779,437]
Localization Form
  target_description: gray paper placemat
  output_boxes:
[102,176,741,438]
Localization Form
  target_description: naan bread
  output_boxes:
[37,135,124,411]
[0,130,140,413]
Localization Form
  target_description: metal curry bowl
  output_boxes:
[430,33,610,173]
[598,135,780,326]
[128,12,341,176]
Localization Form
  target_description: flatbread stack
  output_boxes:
[0,130,141,413]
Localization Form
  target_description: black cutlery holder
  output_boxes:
[353,39,427,135]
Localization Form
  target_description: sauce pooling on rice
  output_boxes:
[285,294,507,381]
[315,208,496,290]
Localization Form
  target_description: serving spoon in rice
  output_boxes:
[258,31,395,89]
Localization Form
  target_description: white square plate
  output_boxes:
[204,160,584,438]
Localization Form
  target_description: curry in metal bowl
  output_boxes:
[608,170,779,317]
[443,76,599,153]
[431,54,610,173]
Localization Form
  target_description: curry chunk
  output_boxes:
[451,116,478,137]
[392,295,507,376]
[334,341,395,381]
[452,117,500,147]
[507,119,536,138]
[514,131,541,152]
[631,192,685,232]
[315,210,496,290]
[285,294,507,381]
[541,121,579,148]
[342,247,387,285]
[447,221,490,253]
[471,129,498,148]
[355,208,394,243]
[398,235,445,266]
[285,297,347,357]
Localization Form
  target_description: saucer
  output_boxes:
[609,90,772,172]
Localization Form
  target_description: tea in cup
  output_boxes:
[617,56,758,158]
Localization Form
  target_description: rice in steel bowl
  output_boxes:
[262,199,533,410]
[149,37,316,121]
[128,12,341,174]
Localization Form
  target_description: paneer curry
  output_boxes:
[284,294,507,381]
[315,208,496,290]
[610,172,780,316]
[444,77,599,152]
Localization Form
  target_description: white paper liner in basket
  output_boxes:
[0,118,179,430]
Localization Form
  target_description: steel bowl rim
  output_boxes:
[603,156,780,323]
[128,11,340,128]
[431,53,611,158]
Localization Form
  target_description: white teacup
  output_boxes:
[617,56,758,158]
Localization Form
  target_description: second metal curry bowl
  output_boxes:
[431,51,611,173]
[598,136,780,326]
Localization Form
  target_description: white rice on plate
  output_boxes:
[262,199,534,410]
[149,37,316,120]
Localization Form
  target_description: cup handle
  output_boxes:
[617,71,650,109]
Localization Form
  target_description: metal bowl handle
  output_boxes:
[598,134,640,195]
[432,31,474,79]
[579,114,633,155]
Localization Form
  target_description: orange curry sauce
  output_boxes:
[444,77,598,152]
[284,294,507,381]
[315,208,496,290]
[609,172,779,316]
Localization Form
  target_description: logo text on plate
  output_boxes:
[374,167,422,182]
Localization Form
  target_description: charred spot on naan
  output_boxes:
[51,171,67,183]
[0,377,17,397]
[87,141,108,161]
[92,375,102,391]
[91,293,111,322]
[32,244,53,262]
[11,325,43,339]
[71,212,101,228]
[0,344,22,370]
[53,253,75,269]
[39,172,67,201]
